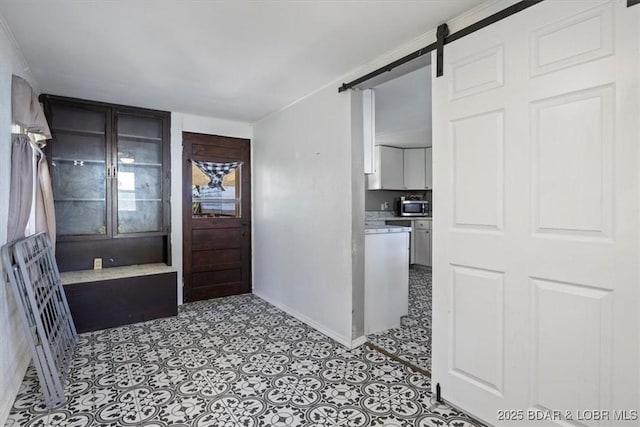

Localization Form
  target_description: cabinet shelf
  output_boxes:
[55,198,105,202]
[53,127,105,137]
[119,198,162,202]
[118,133,162,143]
[118,161,162,167]
[52,157,105,165]
[192,198,239,203]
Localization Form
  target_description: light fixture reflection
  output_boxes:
[119,152,135,164]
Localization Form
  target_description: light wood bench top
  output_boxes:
[61,263,176,285]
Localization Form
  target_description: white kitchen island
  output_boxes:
[364,225,410,335]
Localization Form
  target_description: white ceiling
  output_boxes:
[375,65,431,148]
[0,0,483,123]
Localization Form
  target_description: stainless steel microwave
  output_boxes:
[397,198,429,217]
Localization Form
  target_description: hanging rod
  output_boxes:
[338,0,544,92]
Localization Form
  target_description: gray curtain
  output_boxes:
[35,153,56,248]
[6,134,34,242]
[7,75,54,244]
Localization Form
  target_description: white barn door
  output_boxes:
[432,1,639,425]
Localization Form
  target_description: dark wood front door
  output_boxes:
[182,132,251,302]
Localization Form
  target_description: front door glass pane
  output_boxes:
[191,161,242,218]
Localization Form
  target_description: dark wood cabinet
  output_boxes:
[64,270,178,333]
[41,95,171,272]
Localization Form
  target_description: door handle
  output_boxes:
[241,221,249,226]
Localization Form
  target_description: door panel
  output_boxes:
[183,132,251,302]
[531,85,613,239]
[192,269,243,287]
[451,110,504,231]
[432,1,638,425]
[530,278,612,420]
[192,228,242,251]
[451,265,504,397]
[191,249,242,272]
[192,144,245,158]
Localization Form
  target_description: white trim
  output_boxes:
[351,335,368,348]
[169,112,184,306]
[252,290,354,349]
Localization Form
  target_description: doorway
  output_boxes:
[363,63,434,375]
[182,132,252,303]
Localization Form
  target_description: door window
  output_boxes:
[191,160,242,218]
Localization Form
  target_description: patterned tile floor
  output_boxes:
[367,266,432,374]
[5,291,483,426]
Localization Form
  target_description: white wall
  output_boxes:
[350,91,366,342]
[0,17,38,427]
[170,112,252,305]
[252,83,358,347]
[245,2,491,349]
[247,0,527,350]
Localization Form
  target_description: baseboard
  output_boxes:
[253,290,355,349]
[351,335,368,348]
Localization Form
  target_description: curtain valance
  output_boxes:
[191,160,243,191]
[11,75,51,139]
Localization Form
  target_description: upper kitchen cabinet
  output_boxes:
[368,145,432,190]
[367,145,404,189]
[41,95,171,271]
[404,148,426,190]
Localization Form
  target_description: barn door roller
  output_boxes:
[436,24,449,77]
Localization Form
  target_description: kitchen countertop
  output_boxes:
[365,211,431,222]
[383,216,431,221]
[365,224,412,234]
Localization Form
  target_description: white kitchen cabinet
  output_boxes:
[363,89,375,175]
[369,145,433,190]
[404,148,426,190]
[365,228,409,334]
[414,220,431,267]
[425,146,432,190]
[367,145,404,190]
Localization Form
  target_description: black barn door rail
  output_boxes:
[338,0,544,92]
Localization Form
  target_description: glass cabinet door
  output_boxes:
[115,113,164,234]
[50,104,108,237]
